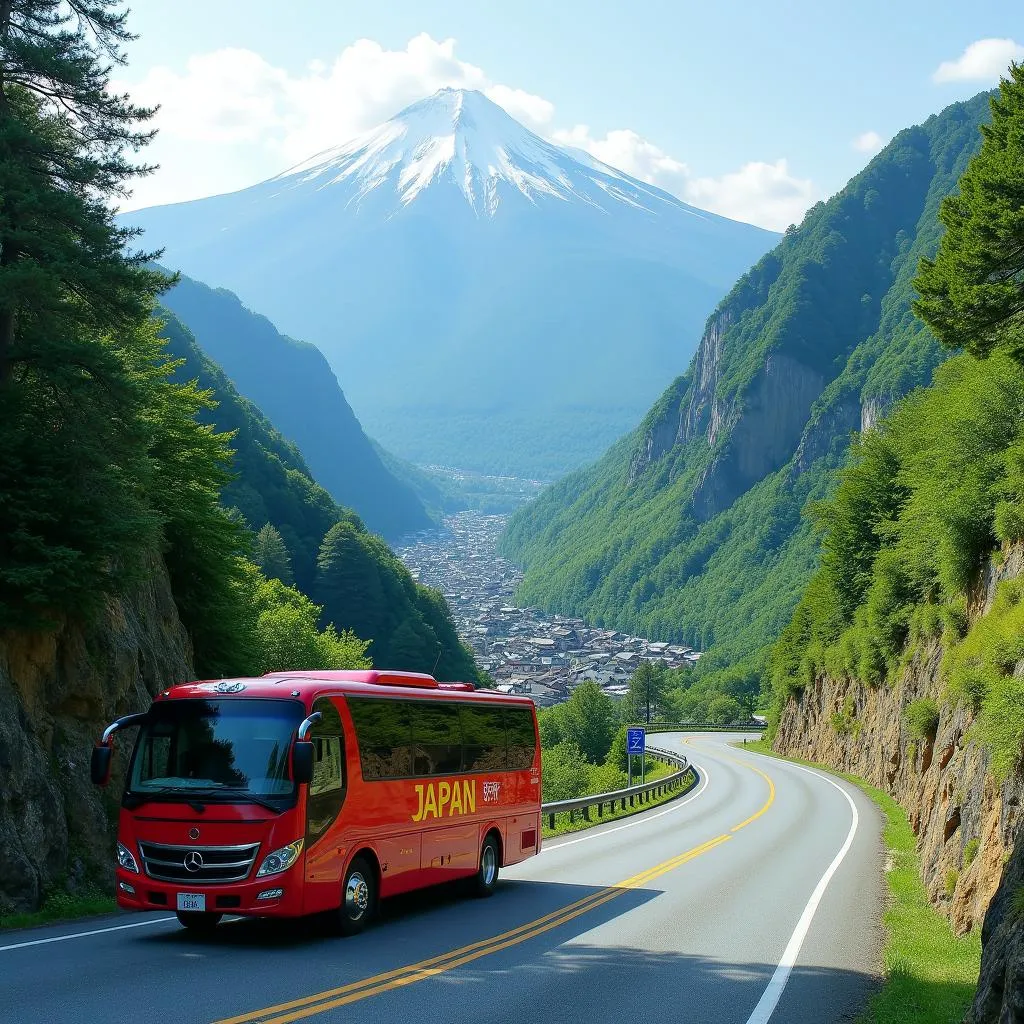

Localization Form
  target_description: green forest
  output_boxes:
[0,2,476,686]
[769,66,1024,777]
[500,89,993,715]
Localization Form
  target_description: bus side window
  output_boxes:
[412,703,462,776]
[461,705,507,772]
[306,698,345,844]
[347,698,413,780]
[505,707,537,770]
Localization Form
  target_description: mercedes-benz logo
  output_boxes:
[188,827,200,841]
[183,850,204,873]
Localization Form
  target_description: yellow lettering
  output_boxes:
[412,784,425,822]
[450,782,463,816]
[464,780,476,814]
[438,780,451,816]
[424,784,438,820]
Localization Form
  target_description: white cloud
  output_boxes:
[853,130,884,154]
[933,38,1024,83]
[556,126,812,231]
[118,33,815,230]
[685,160,814,233]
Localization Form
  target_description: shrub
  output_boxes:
[963,839,980,869]
[904,698,940,741]
[944,869,959,898]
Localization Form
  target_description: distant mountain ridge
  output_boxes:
[123,88,777,476]
[499,91,992,675]
[160,273,431,540]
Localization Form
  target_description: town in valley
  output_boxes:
[396,511,703,706]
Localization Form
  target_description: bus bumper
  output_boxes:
[115,868,308,918]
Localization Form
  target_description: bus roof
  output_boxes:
[156,670,535,707]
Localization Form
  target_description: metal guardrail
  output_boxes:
[540,746,694,830]
[637,721,765,733]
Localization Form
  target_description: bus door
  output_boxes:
[303,698,347,903]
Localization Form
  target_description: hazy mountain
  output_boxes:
[160,273,431,539]
[499,92,991,675]
[125,88,777,475]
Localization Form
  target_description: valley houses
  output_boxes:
[397,511,702,708]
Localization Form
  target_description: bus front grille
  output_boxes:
[138,841,261,884]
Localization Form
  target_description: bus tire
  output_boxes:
[175,910,223,933]
[338,856,376,936]
[473,834,500,898]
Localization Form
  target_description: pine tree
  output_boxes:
[0,0,170,624]
[0,0,166,385]
[253,523,294,586]
[914,63,1024,359]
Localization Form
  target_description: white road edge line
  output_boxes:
[540,759,710,852]
[744,759,860,1024]
[0,915,177,952]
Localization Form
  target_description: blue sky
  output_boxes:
[119,0,1022,229]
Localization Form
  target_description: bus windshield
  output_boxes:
[126,699,305,806]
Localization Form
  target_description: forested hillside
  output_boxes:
[501,90,991,693]
[769,68,1024,745]
[161,273,431,539]
[157,311,478,682]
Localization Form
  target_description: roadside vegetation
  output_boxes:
[537,672,699,837]
[0,888,115,932]
[740,741,981,1023]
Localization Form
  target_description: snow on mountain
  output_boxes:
[267,88,698,220]
[123,89,779,477]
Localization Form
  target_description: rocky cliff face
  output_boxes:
[627,305,828,517]
[775,544,1024,1022]
[0,560,192,914]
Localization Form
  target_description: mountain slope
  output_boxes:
[123,88,777,475]
[157,310,477,682]
[160,273,430,539]
[500,91,991,674]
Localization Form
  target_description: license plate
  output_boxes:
[176,892,205,912]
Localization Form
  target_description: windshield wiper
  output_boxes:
[125,785,287,814]
[185,786,286,814]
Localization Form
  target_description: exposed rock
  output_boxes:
[860,394,891,434]
[0,560,192,914]
[793,388,861,475]
[681,309,732,447]
[691,352,824,522]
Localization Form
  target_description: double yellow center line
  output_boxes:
[217,753,775,1024]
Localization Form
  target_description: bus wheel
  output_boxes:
[473,835,500,898]
[339,856,376,936]
[175,910,223,933]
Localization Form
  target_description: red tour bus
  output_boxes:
[90,670,542,934]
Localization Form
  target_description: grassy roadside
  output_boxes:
[542,763,696,839]
[737,739,982,1024]
[0,889,116,931]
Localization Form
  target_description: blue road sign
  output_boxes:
[627,727,646,755]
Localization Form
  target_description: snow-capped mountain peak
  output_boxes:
[270,87,687,218]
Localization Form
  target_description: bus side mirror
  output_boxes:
[91,745,113,787]
[293,742,314,785]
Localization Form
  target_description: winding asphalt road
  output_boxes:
[0,733,884,1024]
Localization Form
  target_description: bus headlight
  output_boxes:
[117,842,139,874]
[256,839,304,877]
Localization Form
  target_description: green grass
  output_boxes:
[0,889,116,931]
[737,740,982,1023]
[542,765,697,839]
